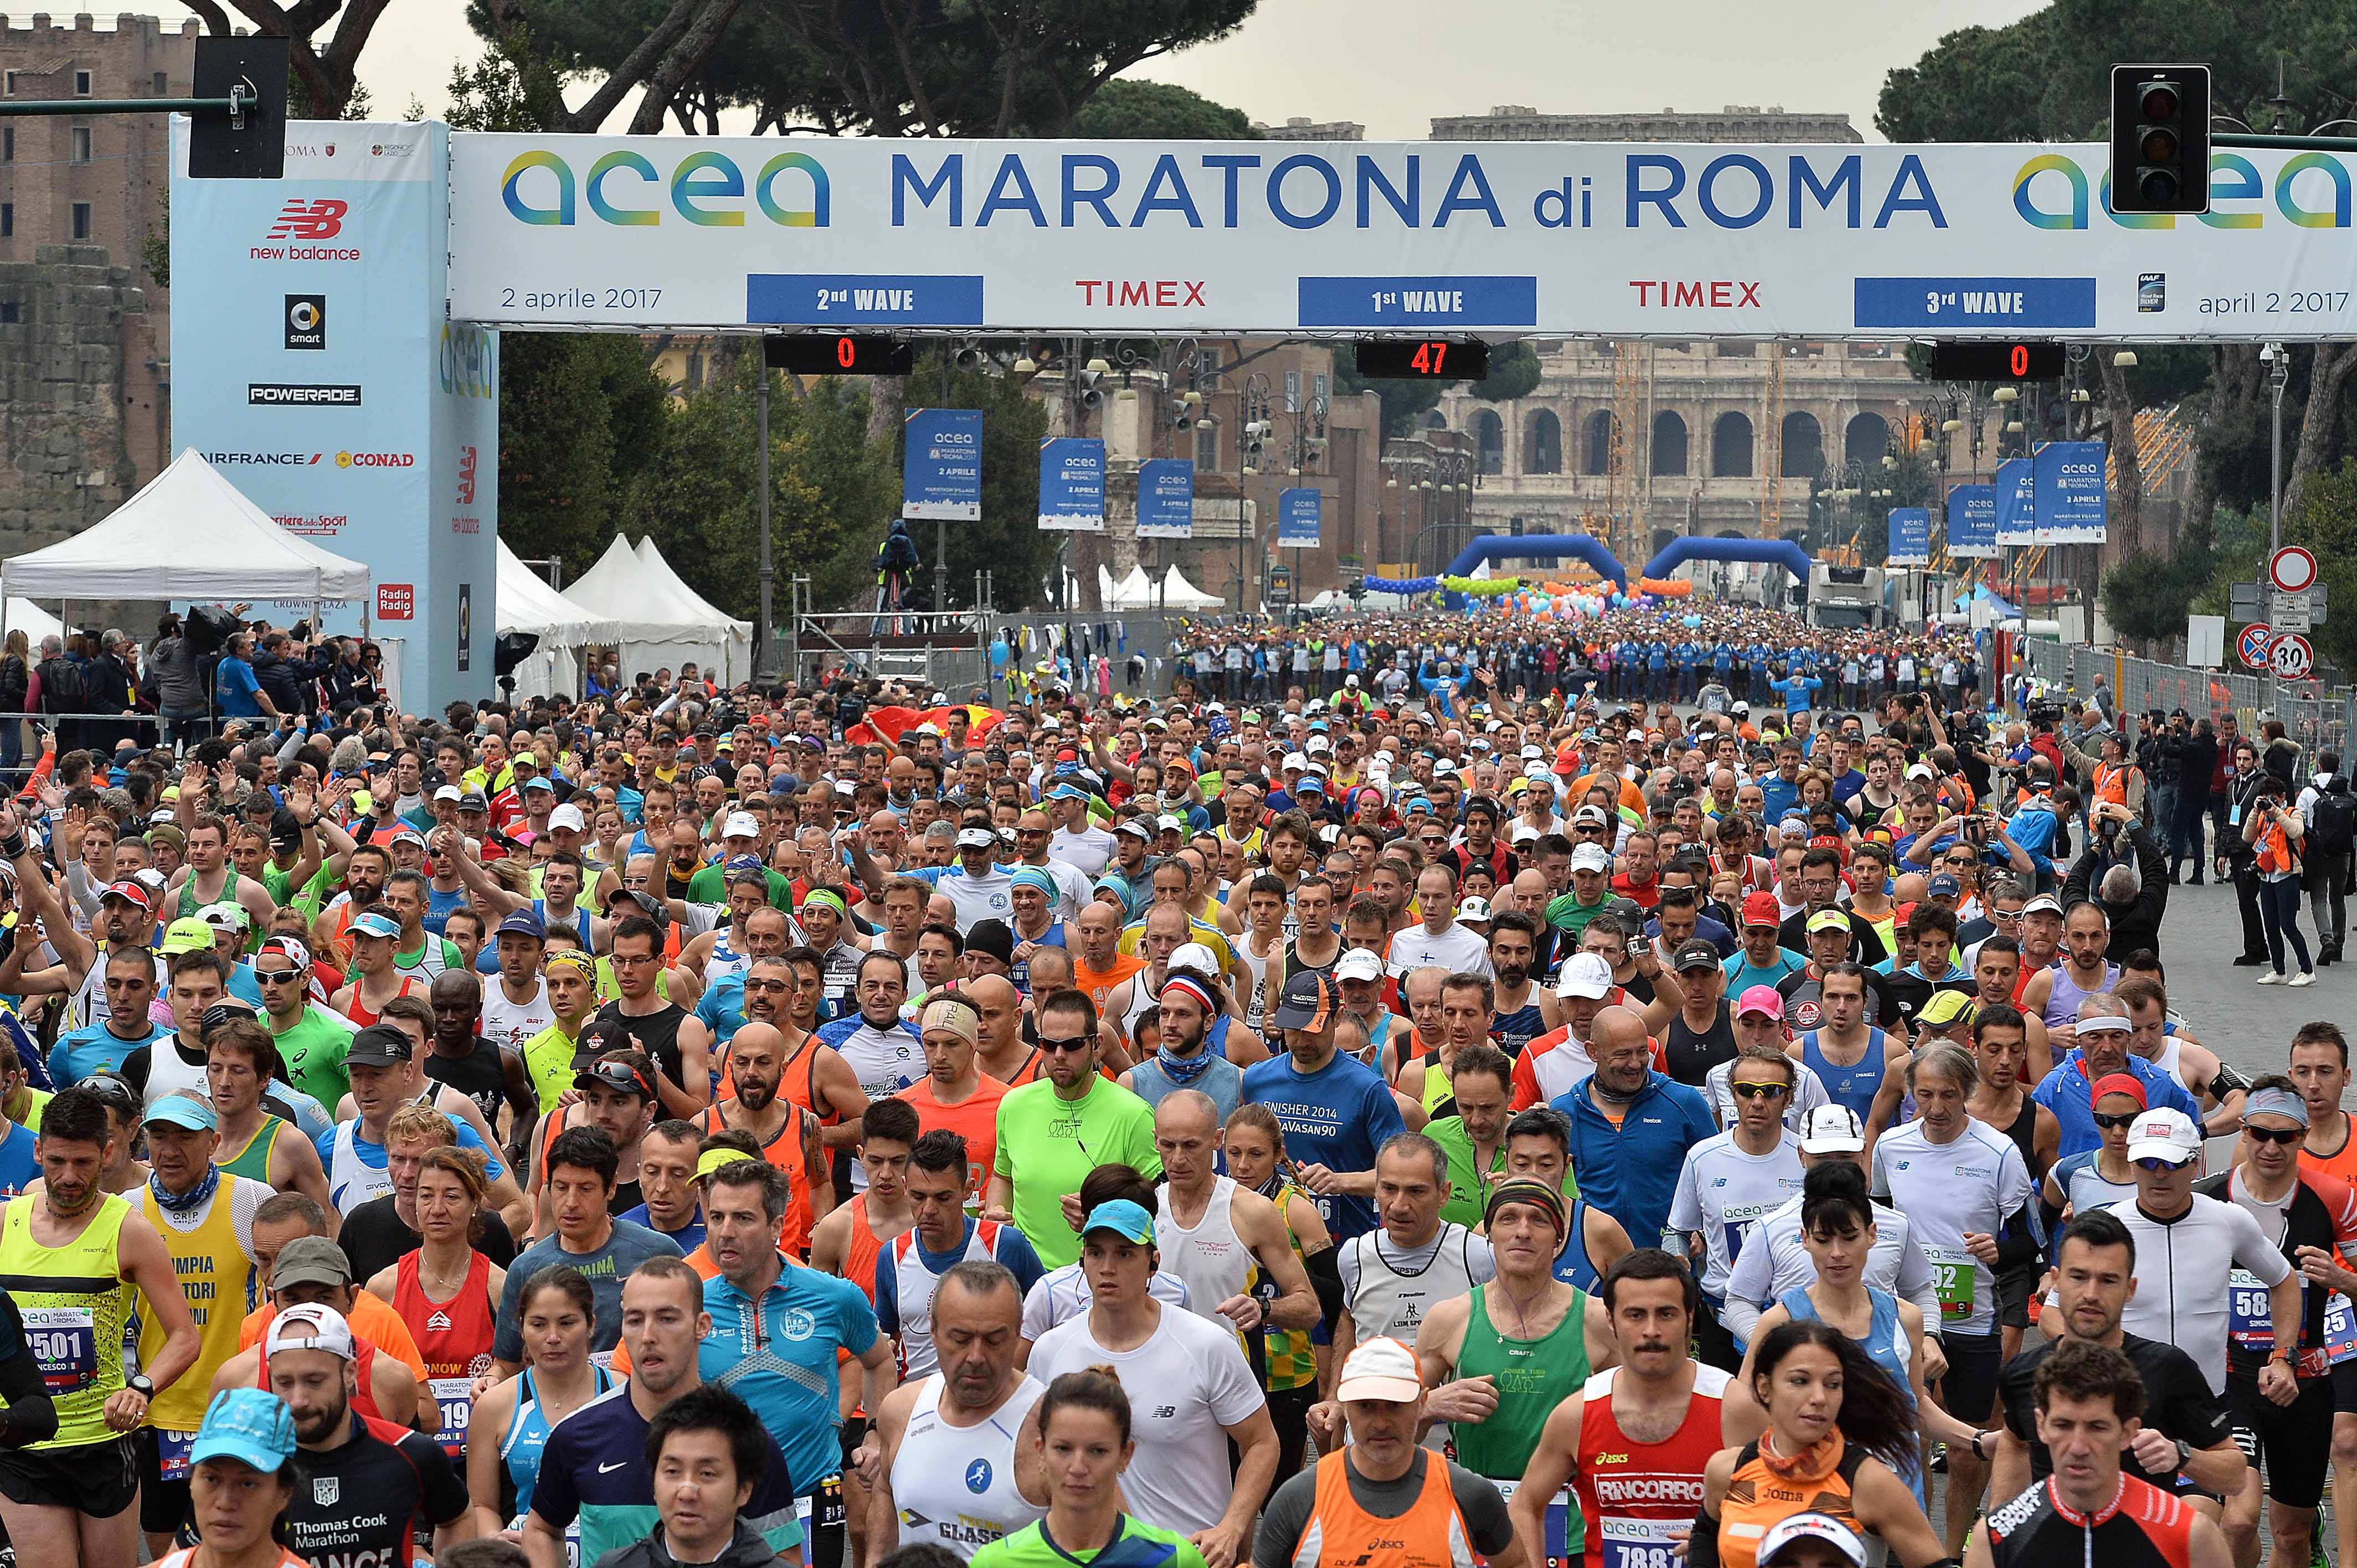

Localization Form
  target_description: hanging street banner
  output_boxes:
[902,409,982,520]
[2030,439,2108,543]
[1278,488,1323,548]
[1037,437,1107,531]
[1946,484,1999,559]
[1135,459,1195,539]
[448,134,2357,340]
[1887,507,1932,567]
[1991,457,2036,547]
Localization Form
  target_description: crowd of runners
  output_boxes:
[0,594,2344,1568]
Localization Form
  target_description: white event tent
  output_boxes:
[0,449,369,634]
[497,542,619,699]
[567,535,753,684]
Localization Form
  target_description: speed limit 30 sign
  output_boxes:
[2271,633,2316,680]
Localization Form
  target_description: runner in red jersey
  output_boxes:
[1514,1248,1730,1568]
[376,1146,505,1461]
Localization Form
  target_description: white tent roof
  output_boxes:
[1098,564,1156,608]
[632,538,751,635]
[565,536,686,643]
[1,448,369,600]
[1159,565,1224,609]
[497,541,617,645]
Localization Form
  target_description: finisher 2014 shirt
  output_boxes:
[1239,1051,1406,1241]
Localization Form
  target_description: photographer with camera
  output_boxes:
[2060,803,2168,962]
[2222,740,2274,968]
[2242,767,2315,986]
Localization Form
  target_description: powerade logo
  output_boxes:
[502,148,830,227]
[336,451,414,468]
[248,384,361,406]
[254,198,360,261]
[207,451,321,465]
[2014,152,2353,229]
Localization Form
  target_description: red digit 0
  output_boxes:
[836,336,856,369]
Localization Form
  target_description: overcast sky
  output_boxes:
[339,0,2048,140]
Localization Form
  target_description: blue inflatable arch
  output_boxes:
[1639,535,1813,584]
[1443,534,1628,592]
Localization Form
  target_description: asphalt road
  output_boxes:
[2153,849,2348,1089]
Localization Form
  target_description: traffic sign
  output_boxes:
[2276,591,2313,632]
[2240,622,2276,670]
[2271,633,2315,679]
[2271,545,2319,594]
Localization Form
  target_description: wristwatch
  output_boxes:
[2174,1437,2195,1472]
[125,1374,155,1399]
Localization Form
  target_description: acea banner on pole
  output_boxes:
[1991,457,2036,546]
[1136,458,1195,539]
[2030,440,2108,543]
[1037,438,1107,530]
[1887,508,1932,567]
[903,409,983,520]
[1278,488,1323,547]
[1946,484,1999,558]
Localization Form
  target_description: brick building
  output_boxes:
[0,11,192,557]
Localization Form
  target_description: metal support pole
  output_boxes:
[2269,342,2288,556]
[935,519,949,614]
[756,360,773,678]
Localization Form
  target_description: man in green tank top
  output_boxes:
[1411,1178,1618,1557]
[0,1084,203,1568]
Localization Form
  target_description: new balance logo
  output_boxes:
[266,198,348,240]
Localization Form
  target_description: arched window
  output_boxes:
[1583,410,1617,474]
[1525,410,1562,474]
[1424,408,1449,431]
[1649,411,1688,476]
[1711,412,1753,478]
[1845,411,1891,471]
[1474,410,1504,475]
[1780,412,1824,479]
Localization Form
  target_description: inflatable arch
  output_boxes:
[1638,535,1813,584]
[1443,534,1629,593]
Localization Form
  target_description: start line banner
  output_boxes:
[448,134,2357,341]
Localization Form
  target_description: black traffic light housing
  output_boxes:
[187,35,289,180]
[2110,64,2210,214]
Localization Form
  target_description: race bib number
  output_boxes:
[2326,1293,2357,1365]
[2229,1268,2279,1354]
[430,1376,473,1457]
[1598,1517,1684,1568]
[153,1428,197,1483]
[21,1306,97,1394]
[589,1349,617,1374]
[1491,1479,1577,1568]
[1923,1247,1976,1325]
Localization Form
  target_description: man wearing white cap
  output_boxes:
[1509,952,1614,1110]
[922,827,1016,935]
[1252,1336,1521,1568]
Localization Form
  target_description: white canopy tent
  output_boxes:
[0,450,369,632]
[497,542,619,699]
[567,535,753,685]
[1101,563,1223,611]
[1158,565,1224,610]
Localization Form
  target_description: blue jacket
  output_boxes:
[1552,1069,1717,1250]
[2032,1050,2205,1160]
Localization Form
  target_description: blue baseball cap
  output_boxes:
[1080,1199,1157,1246]
[349,911,400,940]
[190,1388,296,1475]
[143,1091,219,1133]
[496,909,547,940]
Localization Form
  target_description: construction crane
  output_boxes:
[1759,345,1786,538]
[1607,342,1644,561]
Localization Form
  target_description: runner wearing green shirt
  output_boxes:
[1423,1043,1514,1231]
[256,937,354,1107]
[986,989,1160,1267]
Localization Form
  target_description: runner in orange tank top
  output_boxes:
[2291,1022,2357,1568]
[807,1098,919,1301]
[899,997,1010,1197]
[696,1022,831,1258]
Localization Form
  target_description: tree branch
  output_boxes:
[873,0,939,138]
[178,0,235,35]
[625,0,744,136]
[2283,342,2357,523]
[559,0,708,134]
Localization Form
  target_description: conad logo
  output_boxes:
[501,148,829,228]
[336,451,415,468]
[2013,151,2352,229]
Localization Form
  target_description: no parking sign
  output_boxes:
[2240,623,2276,670]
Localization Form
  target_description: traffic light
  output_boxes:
[2110,64,2210,214]
[187,35,288,179]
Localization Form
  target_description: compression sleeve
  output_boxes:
[1994,1201,2044,1270]
[0,1296,56,1448]
[1305,1244,1343,1332]
[1687,1509,1722,1568]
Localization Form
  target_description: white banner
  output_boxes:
[447,135,2357,341]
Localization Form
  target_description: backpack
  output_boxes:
[2315,780,2356,858]
[34,655,87,716]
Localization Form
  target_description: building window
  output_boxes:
[1313,372,1328,402]
[71,203,90,240]
[1194,420,1219,473]
[152,72,167,95]
[72,127,91,163]
[2,127,11,162]
[74,70,91,97]
[2,71,16,97]
[1,204,11,239]
[1284,369,1300,413]
[0,302,17,324]
[1193,347,1223,389]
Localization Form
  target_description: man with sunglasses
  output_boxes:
[252,935,352,1108]
[528,1039,662,1223]
[983,988,1160,1268]
[2187,1077,2357,1567]
[1667,1044,1805,1370]
[52,945,173,1086]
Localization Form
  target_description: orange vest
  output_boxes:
[2258,816,2299,877]
[1298,1447,1471,1568]
[2092,761,2138,821]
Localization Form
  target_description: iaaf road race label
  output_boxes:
[446,135,2357,339]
